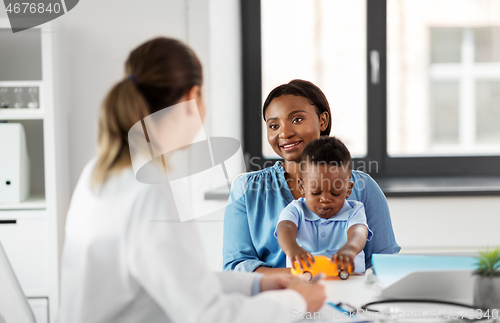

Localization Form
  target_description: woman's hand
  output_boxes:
[259,274,294,292]
[287,246,315,270]
[288,278,326,313]
[331,246,356,274]
[254,267,292,275]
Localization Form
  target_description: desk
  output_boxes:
[314,270,480,322]
[294,274,380,322]
[322,269,474,307]
[322,273,382,309]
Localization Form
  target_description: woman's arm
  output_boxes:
[222,177,271,272]
[215,272,298,296]
[254,267,292,275]
[127,184,309,323]
[353,172,401,268]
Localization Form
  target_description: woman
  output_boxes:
[58,38,325,323]
[223,79,400,274]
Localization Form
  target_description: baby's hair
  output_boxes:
[300,136,352,173]
[262,79,332,136]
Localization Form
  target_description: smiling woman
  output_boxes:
[265,95,328,166]
[264,80,331,199]
[222,79,400,274]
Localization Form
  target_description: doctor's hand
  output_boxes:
[288,278,326,313]
[260,274,294,292]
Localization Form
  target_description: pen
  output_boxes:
[309,273,326,283]
[327,302,352,315]
[338,302,359,314]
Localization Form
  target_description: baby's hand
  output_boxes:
[287,246,315,271]
[331,247,357,274]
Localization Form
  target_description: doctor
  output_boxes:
[57,37,325,323]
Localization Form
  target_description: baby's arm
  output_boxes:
[331,224,368,273]
[276,221,315,270]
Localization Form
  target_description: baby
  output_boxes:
[275,137,372,274]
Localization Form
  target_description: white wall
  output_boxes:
[388,196,500,254]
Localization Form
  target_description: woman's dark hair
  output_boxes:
[92,37,202,186]
[262,79,332,136]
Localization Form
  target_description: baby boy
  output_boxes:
[275,137,372,274]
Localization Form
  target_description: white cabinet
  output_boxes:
[0,211,49,295]
[0,19,69,323]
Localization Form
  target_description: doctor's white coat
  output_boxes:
[57,161,306,323]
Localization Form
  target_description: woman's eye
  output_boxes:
[269,124,278,130]
[292,117,303,123]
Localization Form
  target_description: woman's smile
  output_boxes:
[280,140,303,151]
[265,95,324,162]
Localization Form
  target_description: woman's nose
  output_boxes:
[279,124,294,139]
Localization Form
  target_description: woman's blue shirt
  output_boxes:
[222,161,400,272]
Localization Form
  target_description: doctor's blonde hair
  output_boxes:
[92,37,203,187]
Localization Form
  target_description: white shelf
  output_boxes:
[0,195,46,210]
[0,81,43,87]
[0,17,65,323]
[0,109,44,120]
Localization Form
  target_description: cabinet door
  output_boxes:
[0,210,48,296]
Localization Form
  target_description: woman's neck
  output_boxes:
[283,160,303,199]
[283,159,301,177]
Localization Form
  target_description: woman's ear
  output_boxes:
[185,85,205,120]
[319,111,329,132]
[186,85,201,101]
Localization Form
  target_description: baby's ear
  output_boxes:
[298,177,305,195]
[345,181,354,198]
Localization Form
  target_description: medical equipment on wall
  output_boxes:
[0,123,30,203]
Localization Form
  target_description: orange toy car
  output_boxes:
[290,255,350,281]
